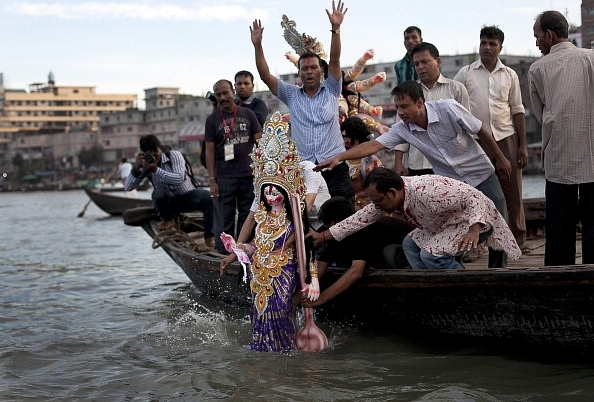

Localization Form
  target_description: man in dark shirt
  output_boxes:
[302,196,413,307]
[394,26,422,84]
[234,70,269,126]
[205,79,262,253]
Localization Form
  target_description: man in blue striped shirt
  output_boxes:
[126,135,214,245]
[249,1,354,203]
[315,81,514,268]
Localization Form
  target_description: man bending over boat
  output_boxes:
[315,80,512,268]
[309,168,520,270]
[303,196,414,307]
[125,135,214,247]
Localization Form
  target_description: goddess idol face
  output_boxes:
[263,185,284,207]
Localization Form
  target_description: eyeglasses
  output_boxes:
[370,194,387,207]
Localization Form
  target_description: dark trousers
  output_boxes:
[213,176,255,253]
[152,187,213,238]
[545,180,594,266]
[475,173,508,268]
[407,168,434,176]
[321,161,355,202]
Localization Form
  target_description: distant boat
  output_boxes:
[123,200,594,351]
[84,187,153,215]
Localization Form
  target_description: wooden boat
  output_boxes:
[123,200,594,351]
[84,187,153,215]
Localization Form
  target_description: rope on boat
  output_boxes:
[152,227,211,253]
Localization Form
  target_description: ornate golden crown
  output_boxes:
[251,111,306,209]
[281,14,327,60]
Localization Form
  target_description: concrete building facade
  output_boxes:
[0,72,136,172]
[583,0,594,49]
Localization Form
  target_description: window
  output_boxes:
[586,7,594,16]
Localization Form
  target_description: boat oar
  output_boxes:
[290,193,328,352]
[77,200,92,218]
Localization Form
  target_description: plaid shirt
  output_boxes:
[394,54,418,85]
[125,150,194,195]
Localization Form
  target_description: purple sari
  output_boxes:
[249,221,298,352]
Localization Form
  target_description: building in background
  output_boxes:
[583,0,594,49]
[0,72,136,173]
[3,32,585,184]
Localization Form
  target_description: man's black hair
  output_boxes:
[411,42,440,59]
[364,168,404,193]
[537,10,569,39]
[318,196,356,226]
[341,116,371,144]
[480,25,505,44]
[139,135,161,153]
[234,70,254,83]
[390,80,425,103]
[298,51,329,79]
[404,26,422,37]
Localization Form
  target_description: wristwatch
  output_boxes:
[331,28,340,35]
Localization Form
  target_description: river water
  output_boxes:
[2,180,594,401]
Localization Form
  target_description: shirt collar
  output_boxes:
[407,103,438,132]
[549,41,575,54]
[299,79,327,96]
[419,74,448,92]
[474,57,505,73]
[158,150,170,167]
[239,94,256,105]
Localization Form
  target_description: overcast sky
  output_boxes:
[0,0,582,105]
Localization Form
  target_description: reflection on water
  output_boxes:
[3,187,594,401]
[523,174,545,199]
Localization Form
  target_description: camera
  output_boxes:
[144,151,156,164]
[205,91,217,104]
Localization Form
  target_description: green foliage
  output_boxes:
[78,145,104,167]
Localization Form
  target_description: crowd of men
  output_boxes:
[124,4,594,307]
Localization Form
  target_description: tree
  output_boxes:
[12,153,24,169]
[78,145,104,168]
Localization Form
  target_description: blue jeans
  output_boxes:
[402,236,463,270]
[403,229,493,270]
[213,176,255,253]
[545,180,594,265]
[475,173,508,268]
[152,187,213,239]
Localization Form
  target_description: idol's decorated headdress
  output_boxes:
[251,111,306,209]
[281,14,327,60]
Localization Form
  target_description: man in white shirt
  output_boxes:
[455,25,528,252]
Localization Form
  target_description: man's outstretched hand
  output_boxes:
[313,156,341,172]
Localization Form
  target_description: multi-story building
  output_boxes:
[0,48,550,177]
[98,87,216,166]
[583,0,594,49]
[0,72,137,171]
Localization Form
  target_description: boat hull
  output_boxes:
[126,206,594,350]
[84,187,153,215]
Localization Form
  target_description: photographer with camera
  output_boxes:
[126,135,214,246]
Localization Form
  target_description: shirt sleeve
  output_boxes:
[152,151,186,185]
[329,203,384,241]
[252,98,269,126]
[507,68,525,116]
[528,71,543,124]
[449,100,483,135]
[376,123,406,150]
